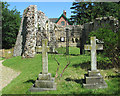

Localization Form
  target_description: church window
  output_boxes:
[61,21,65,26]
[60,37,65,42]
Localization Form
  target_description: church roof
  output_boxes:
[55,14,73,25]
[49,18,58,23]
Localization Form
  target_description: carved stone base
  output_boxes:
[29,73,56,92]
[83,70,108,89]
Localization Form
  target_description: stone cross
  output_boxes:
[37,39,49,74]
[84,37,103,71]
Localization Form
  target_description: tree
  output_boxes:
[70,2,93,25]
[70,2,119,25]
[89,25,119,69]
[2,2,21,49]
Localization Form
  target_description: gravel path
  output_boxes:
[0,60,21,91]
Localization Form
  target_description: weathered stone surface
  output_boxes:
[13,4,119,58]
[83,81,107,89]
[83,37,107,89]
[22,5,38,58]
[88,70,100,77]
[38,73,51,80]
[13,14,25,57]
[30,39,56,92]
[83,71,108,89]
[42,39,49,74]
[35,78,55,88]
[84,37,103,71]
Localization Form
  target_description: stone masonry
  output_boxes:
[13,5,119,58]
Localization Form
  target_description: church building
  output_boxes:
[49,10,72,27]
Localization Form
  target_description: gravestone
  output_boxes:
[30,39,56,92]
[83,37,107,89]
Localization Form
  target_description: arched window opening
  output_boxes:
[61,21,65,26]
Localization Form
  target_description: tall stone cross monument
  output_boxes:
[84,37,103,70]
[83,37,107,89]
[42,39,49,74]
[30,39,56,92]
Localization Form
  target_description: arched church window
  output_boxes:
[60,37,65,42]
[72,38,74,43]
[75,38,78,42]
[61,21,65,26]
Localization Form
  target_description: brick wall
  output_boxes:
[56,16,69,27]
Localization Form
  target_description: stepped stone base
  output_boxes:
[83,70,108,89]
[29,73,56,92]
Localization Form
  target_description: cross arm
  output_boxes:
[36,46,50,52]
[96,44,103,50]
[84,45,91,50]
[47,46,50,52]
[36,46,42,52]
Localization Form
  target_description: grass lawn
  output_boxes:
[2,47,120,95]
[0,57,4,60]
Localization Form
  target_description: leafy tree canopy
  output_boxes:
[2,2,21,49]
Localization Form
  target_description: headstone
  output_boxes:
[30,39,56,92]
[83,37,107,89]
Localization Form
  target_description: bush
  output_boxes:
[89,25,119,69]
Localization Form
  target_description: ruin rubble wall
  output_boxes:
[13,5,119,58]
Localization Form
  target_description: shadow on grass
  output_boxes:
[23,80,35,84]
[65,77,85,84]
[72,61,114,70]
[107,74,120,78]
[69,54,80,56]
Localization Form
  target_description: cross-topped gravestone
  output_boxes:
[30,39,56,92]
[84,37,103,71]
[36,39,49,74]
[42,39,49,74]
[83,36,107,89]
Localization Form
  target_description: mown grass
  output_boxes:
[56,47,80,55]
[2,47,120,95]
[0,57,4,60]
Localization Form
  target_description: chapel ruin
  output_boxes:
[13,5,119,58]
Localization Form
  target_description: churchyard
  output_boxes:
[1,3,120,95]
[1,46,120,94]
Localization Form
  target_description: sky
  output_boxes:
[7,2,74,18]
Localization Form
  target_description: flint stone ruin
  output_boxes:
[30,39,56,92]
[13,5,119,58]
[83,37,108,89]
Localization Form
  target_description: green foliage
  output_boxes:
[89,26,119,68]
[70,2,93,25]
[2,2,21,49]
[70,2,119,25]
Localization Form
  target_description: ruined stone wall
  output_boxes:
[13,5,119,58]
[14,5,38,58]
[22,5,38,58]
[82,16,119,44]
[13,13,24,57]
[14,5,65,57]
[60,16,119,48]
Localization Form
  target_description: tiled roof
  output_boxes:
[49,18,58,23]
[55,14,73,25]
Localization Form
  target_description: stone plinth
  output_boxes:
[83,70,107,89]
[29,73,56,92]
[29,39,56,92]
